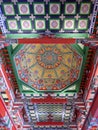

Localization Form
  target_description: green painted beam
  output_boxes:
[6,34,40,39]
[55,33,89,38]
[5,33,89,39]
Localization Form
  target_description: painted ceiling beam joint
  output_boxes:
[31,95,67,104]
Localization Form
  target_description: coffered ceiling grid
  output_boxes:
[0,0,94,36]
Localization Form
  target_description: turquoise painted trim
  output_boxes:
[5,33,89,39]
[7,46,23,93]
[20,80,40,94]
[12,44,23,56]
[5,34,40,39]
[55,33,89,38]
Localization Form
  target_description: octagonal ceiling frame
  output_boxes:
[6,43,89,96]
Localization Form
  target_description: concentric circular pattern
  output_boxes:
[5,5,13,14]
[79,20,86,28]
[37,47,62,69]
[23,21,30,28]
[66,21,73,28]
[20,5,28,14]
[51,4,58,13]
[37,21,44,28]
[81,4,89,13]
[36,5,43,14]
[51,21,58,28]
[14,44,82,91]
[9,21,16,28]
[67,4,74,14]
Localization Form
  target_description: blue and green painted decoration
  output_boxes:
[0,0,94,38]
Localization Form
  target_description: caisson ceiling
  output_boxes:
[6,42,88,128]
[0,0,97,130]
[13,44,82,92]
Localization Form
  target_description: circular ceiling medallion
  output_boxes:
[82,4,89,13]
[36,5,43,13]
[20,5,28,13]
[67,4,74,13]
[9,21,16,28]
[79,21,86,28]
[66,21,73,28]
[51,4,58,13]
[23,21,30,28]
[37,21,44,28]
[5,5,13,14]
[37,47,62,69]
[51,21,58,28]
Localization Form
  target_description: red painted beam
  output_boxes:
[18,36,76,44]
[0,126,8,130]
[31,95,67,104]
[36,122,64,126]
[0,97,17,130]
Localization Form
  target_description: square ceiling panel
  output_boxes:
[80,2,91,15]
[64,18,75,30]
[20,19,32,31]
[78,18,88,30]
[17,3,30,15]
[33,2,45,15]
[7,19,18,31]
[49,19,60,30]
[64,2,77,15]
[35,19,46,31]
[49,2,61,15]
[2,3,15,16]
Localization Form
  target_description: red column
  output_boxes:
[0,97,17,130]
[82,61,98,130]
[82,89,98,130]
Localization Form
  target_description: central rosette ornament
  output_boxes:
[36,47,62,69]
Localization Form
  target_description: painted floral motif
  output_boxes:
[51,20,58,28]
[37,21,44,28]
[18,4,30,15]
[80,3,91,14]
[7,20,18,30]
[35,20,45,30]
[5,5,13,14]
[9,21,16,28]
[78,19,88,29]
[79,20,86,28]
[67,4,74,14]
[20,5,28,14]
[50,3,60,15]
[36,5,43,14]
[23,21,30,28]
[51,4,58,13]
[66,21,73,28]
[82,4,89,13]
[20,20,32,30]
[37,47,62,69]
[14,44,82,91]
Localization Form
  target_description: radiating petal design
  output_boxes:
[14,44,82,91]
